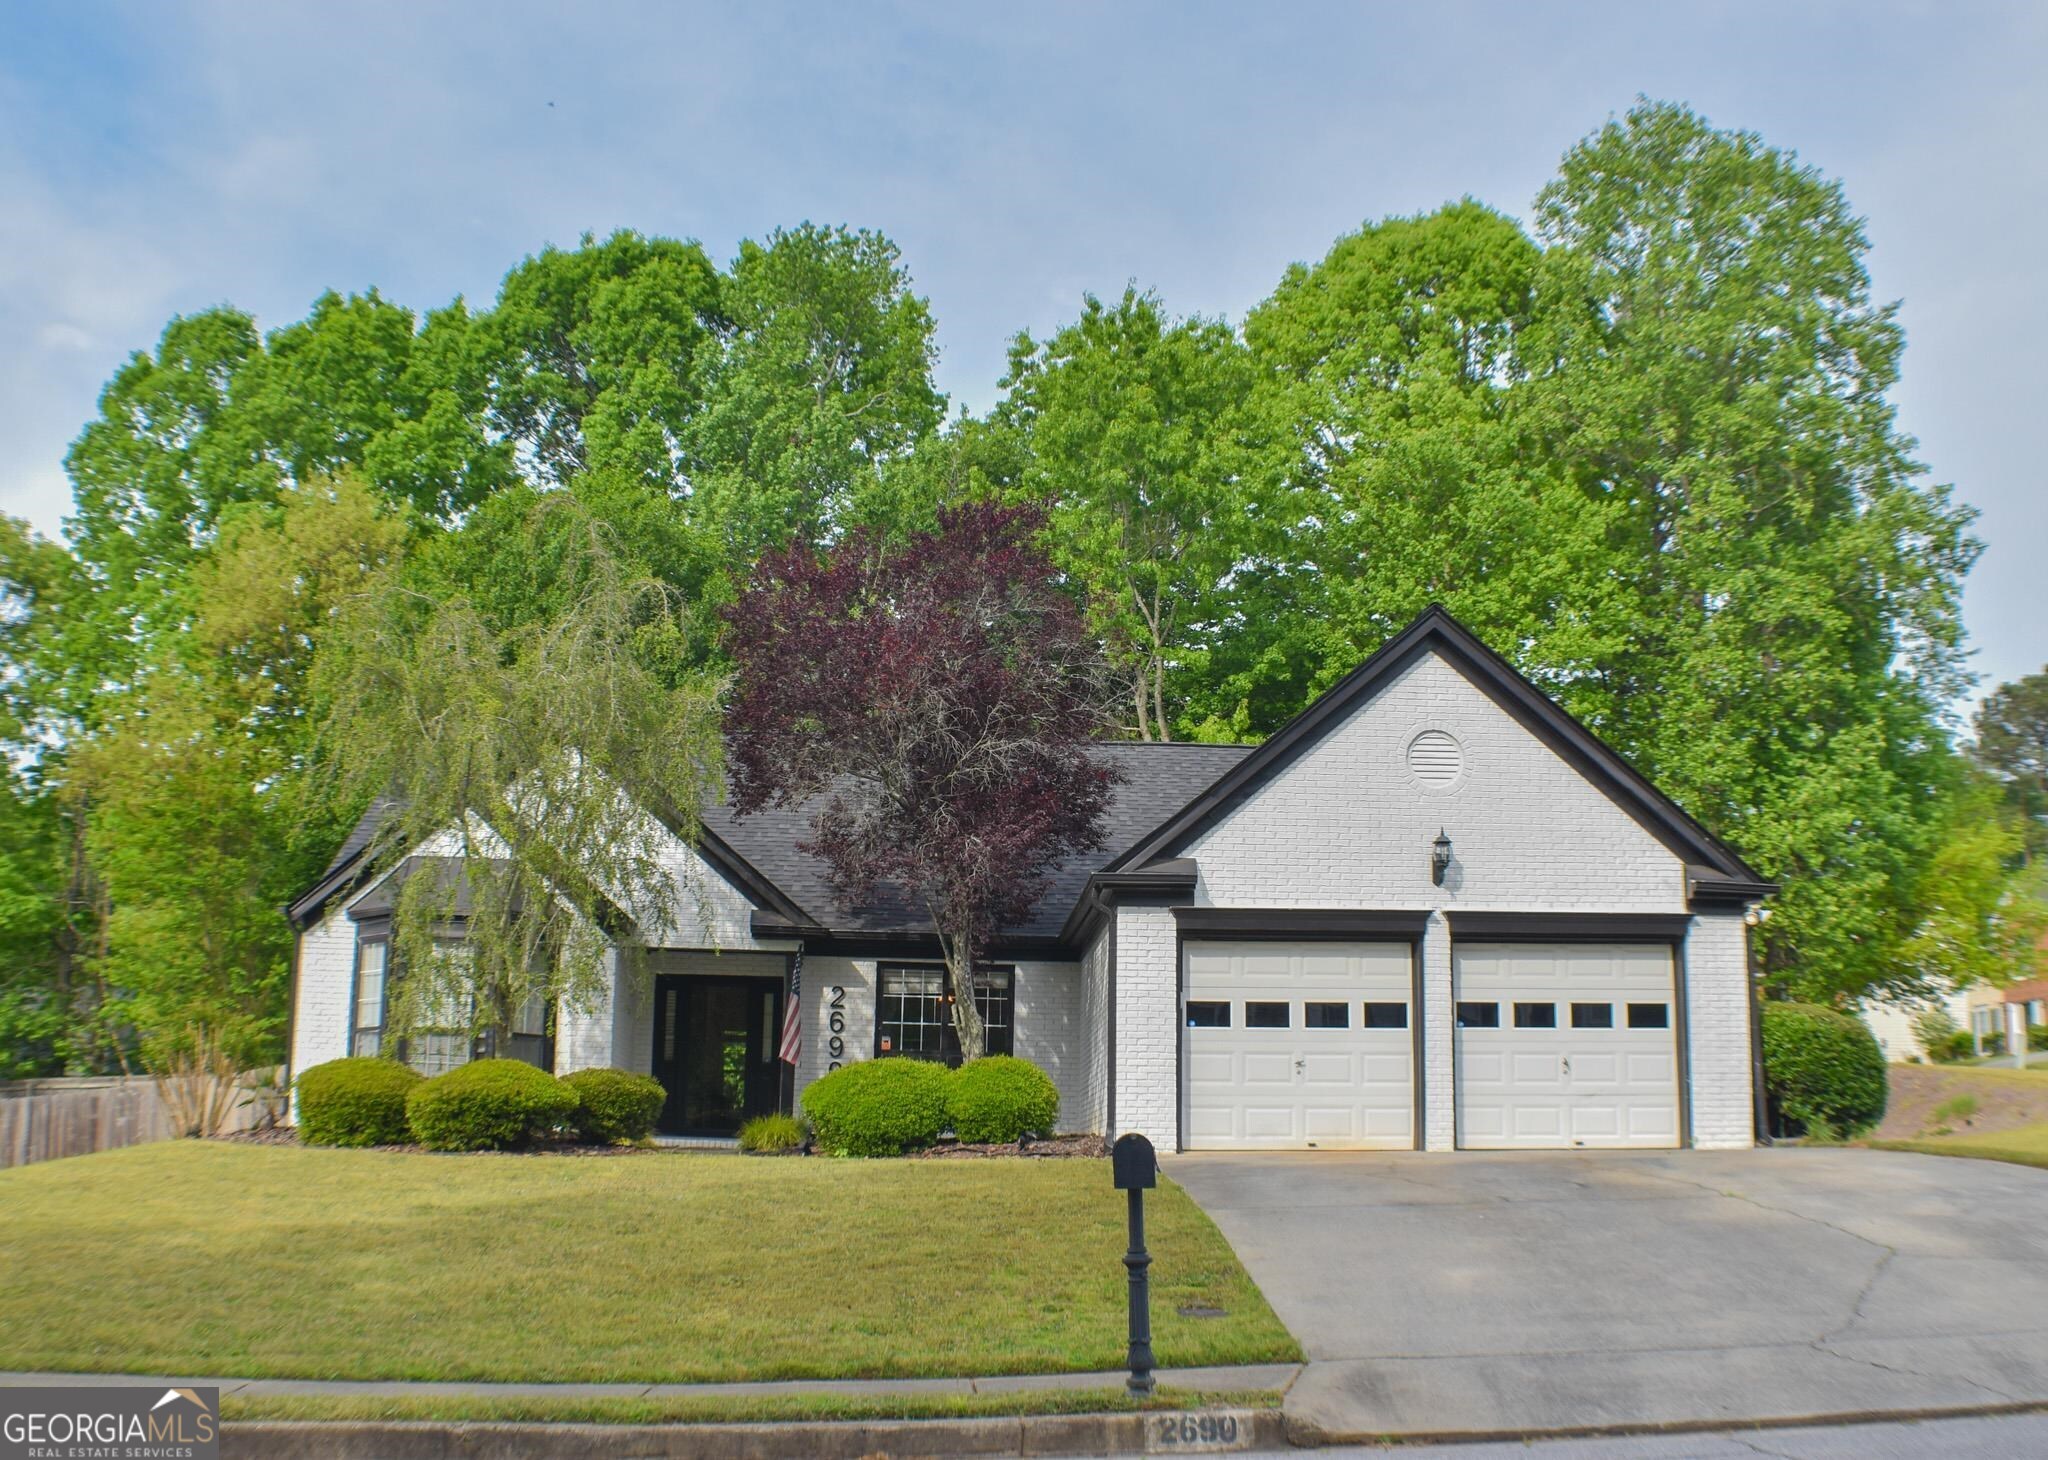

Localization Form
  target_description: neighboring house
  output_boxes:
[1860,987,1975,1062]
[286,606,1775,1152]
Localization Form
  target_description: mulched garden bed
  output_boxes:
[911,1134,1110,1160]
[213,1128,1110,1158]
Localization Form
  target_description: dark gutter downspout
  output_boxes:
[1104,886,1117,1137]
[1746,910,1772,1146]
[281,911,303,1101]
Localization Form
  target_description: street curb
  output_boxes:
[1281,1396,2048,1448]
[222,1407,1286,1458]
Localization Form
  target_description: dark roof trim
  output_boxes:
[646,794,819,928]
[1090,858,1200,898]
[1102,604,1765,886]
[290,792,820,934]
[1174,907,1433,940]
[748,913,1069,961]
[1448,911,1695,944]
[287,848,380,929]
[1686,864,1779,908]
[1059,859,1202,947]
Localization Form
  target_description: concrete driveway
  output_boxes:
[1167,1147,2048,1443]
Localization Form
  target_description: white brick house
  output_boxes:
[287,607,1773,1151]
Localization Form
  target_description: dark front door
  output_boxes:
[652,975,785,1135]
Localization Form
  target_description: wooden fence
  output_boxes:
[0,1070,281,1170]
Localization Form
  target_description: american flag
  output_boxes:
[778,951,803,1066]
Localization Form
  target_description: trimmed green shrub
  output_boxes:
[562,1067,666,1144]
[800,1057,950,1157]
[1931,1029,1978,1063]
[737,1112,806,1153]
[406,1058,579,1151]
[1761,1002,1888,1138]
[296,1057,422,1147]
[948,1055,1060,1143]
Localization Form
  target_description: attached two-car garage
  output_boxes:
[1180,930,1684,1153]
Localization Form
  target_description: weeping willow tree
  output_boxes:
[310,494,724,1053]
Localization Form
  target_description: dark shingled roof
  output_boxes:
[699,742,1252,940]
[306,744,1252,945]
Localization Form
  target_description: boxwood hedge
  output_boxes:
[1761,1001,1887,1138]
[947,1055,1060,1143]
[296,1056,423,1147]
[562,1067,666,1144]
[405,1058,579,1151]
[800,1057,950,1156]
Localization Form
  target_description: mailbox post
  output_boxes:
[1112,1132,1157,1396]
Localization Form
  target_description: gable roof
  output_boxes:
[288,606,1772,942]
[288,742,1255,940]
[718,742,1253,942]
[1099,604,1769,888]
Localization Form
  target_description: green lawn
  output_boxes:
[220,1388,1281,1425]
[1870,1122,2048,1171]
[0,1142,1297,1383]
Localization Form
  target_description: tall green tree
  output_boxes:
[310,494,724,1052]
[1522,100,1981,1000]
[1233,202,1631,737]
[474,230,724,487]
[684,224,944,569]
[998,289,1255,740]
[1974,668,2048,858]
[64,474,412,1063]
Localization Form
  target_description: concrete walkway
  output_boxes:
[0,1362,1300,1402]
[1168,1146,2048,1443]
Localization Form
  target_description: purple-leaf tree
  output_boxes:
[724,501,1126,1061]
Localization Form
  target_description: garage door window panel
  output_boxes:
[1363,1001,1408,1029]
[1186,1000,1230,1028]
[1304,1002,1349,1029]
[1513,1002,1557,1028]
[1245,1001,1291,1029]
[1627,1003,1669,1029]
[1572,1002,1615,1028]
[1457,1002,1500,1028]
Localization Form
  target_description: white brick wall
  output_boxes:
[1421,913,1455,1149]
[795,956,875,1097]
[1104,648,1753,1151]
[1686,911,1757,1149]
[1113,904,1180,1146]
[1185,651,1684,912]
[1015,960,1087,1132]
[555,945,623,1073]
[1072,930,1111,1134]
[288,900,358,1114]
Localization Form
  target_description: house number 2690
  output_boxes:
[827,986,846,1070]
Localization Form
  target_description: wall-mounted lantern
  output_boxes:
[1431,829,1453,887]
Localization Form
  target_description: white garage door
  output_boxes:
[1453,942,1680,1150]
[1183,941,1415,1150]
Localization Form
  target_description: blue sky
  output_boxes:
[2,2,2042,705]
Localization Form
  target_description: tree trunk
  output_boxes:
[943,943,987,1062]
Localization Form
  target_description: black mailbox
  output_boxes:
[1112,1132,1156,1191]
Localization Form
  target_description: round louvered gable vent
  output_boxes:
[1407,729,1463,787]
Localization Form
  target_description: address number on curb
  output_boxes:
[1145,1410,1251,1453]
